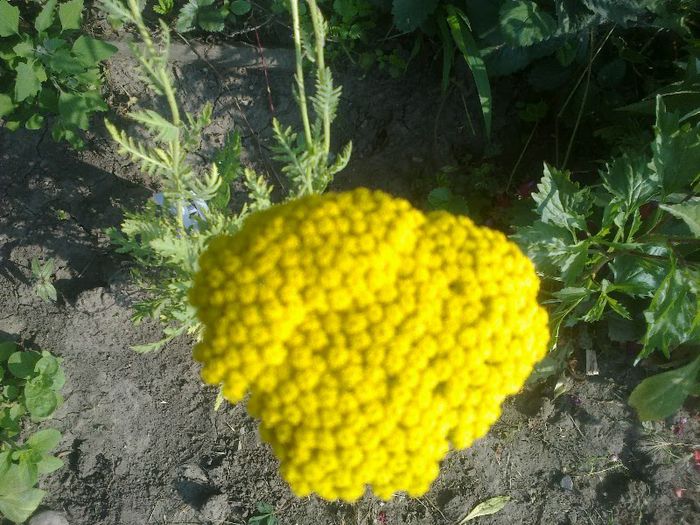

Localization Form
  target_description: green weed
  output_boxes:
[0,340,65,523]
[0,0,116,147]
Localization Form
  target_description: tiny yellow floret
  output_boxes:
[190,188,549,502]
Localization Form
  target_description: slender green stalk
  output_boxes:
[290,0,313,148]
[306,0,330,153]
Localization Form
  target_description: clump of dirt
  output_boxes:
[0,33,698,525]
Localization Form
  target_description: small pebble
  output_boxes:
[29,510,70,525]
[560,475,574,491]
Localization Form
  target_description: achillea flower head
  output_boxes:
[190,188,549,501]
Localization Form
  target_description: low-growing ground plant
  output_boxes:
[0,0,116,147]
[515,97,700,420]
[31,257,57,303]
[0,340,65,523]
[100,0,350,351]
[174,0,251,33]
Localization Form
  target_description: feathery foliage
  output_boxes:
[100,0,350,351]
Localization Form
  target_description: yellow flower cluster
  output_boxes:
[190,188,549,501]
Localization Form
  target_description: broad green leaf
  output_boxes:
[531,164,592,232]
[71,36,117,67]
[659,201,700,237]
[230,0,251,15]
[12,40,35,59]
[14,62,43,102]
[37,454,63,474]
[0,93,14,118]
[460,495,510,523]
[7,351,40,379]
[0,341,17,362]
[641,259,697,359]
[35,354,60,378]
[58,90,106,130]
[392,0,439,32]
[601,154,659,212]
[499,1,556,47]
[446,6,492,137]
[24,378,60,419]
[652,97,700,194]
[49,48,86,75]
[0,488,45,523]
[196,4,226,32]
[35,0,58,33]
[0,461,38,495]
[629,355,700,421]
[58,0,84,31]
[0,0,19,37]
[27,429,62,453]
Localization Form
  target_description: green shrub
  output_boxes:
[515,97,700,420]
[0,0,116,147]
[0,340,65,523]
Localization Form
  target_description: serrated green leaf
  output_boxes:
[609,254,667,297]
[532,164,592,232]
[14,62,43,102]
[58,90,106,130]
[196,3,226,32]
[27,429,62,453]
[601,154,659,212]
[659,201,700,237]
[35,0,58,32]
[58,0,84,31]
[629,354,700,421]
[499,1,557,47]
[652,97,700,194]
[392,0,439,32]
[71,35,117,67]
[460,495,510,523]
[512,220,575,276]
[0,0,19,37]
[230,0,251,15]
[13,40,35,59]
[641,259,698,359]
[176,0,199,32]
[49,48,86,75]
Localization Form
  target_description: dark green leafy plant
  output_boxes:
[175,0,251,33]
[0,340,65,523]
[515,97,700,421]
[248,502,277,525]
[0,0,116,147]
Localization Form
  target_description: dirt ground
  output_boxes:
[0,27,699,525]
